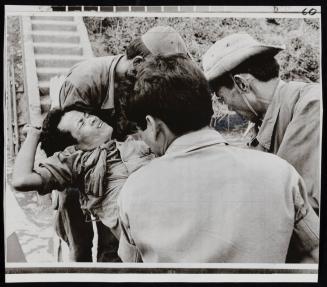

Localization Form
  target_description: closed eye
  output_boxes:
[77,118,85,129]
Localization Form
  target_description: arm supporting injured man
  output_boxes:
[12,109,153,241]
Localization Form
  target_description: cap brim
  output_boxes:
[205,45,285,82]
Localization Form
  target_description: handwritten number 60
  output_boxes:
[302,8,317,15]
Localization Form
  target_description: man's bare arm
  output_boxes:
[12,126,43,191]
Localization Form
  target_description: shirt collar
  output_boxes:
[255,79,285,150]
[101,54,125,110]
[165,127,228,156]
[74,139,116,152]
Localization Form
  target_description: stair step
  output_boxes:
[31,16,75,22]
[35,55,85,68]
[32,32,80,44]
[34,43,83,55]
[31,21,77,32]
[37,67,69,81]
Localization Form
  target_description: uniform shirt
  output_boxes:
[118,127,319,263]
[34,138,153,236]
[59,55,123,112]
[249,80,321,211]
[58,55,135,139]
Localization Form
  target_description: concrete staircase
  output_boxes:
[19,15,95,262]
[21,15,93,124]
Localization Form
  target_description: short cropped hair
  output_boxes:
[126,37,152,60]
[40,108,78,156]
[127,54,213,136]
[210,52,280,90]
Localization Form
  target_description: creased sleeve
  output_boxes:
[34,146,80,195]
[59,79,94,113]
[276,85,321,211]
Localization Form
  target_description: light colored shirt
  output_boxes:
[249,80,321,211]
[118,127,319,263]
[34,137,153,235]
[59,55,123,112]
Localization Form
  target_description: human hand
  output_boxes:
[22,124,42,137]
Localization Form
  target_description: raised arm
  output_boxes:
[12,125,43,191]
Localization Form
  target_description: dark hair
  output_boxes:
[210,73,234,91]
[126,37,152,60]
[234,52,280,81]
[40,108,78,156]
[127,54,213,136]
[210,52,280,91]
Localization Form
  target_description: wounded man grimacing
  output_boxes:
[13,109,154,256]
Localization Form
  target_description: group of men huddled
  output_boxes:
[13,25,320,263]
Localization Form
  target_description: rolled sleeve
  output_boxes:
[33,165,57,195]
[34,148,76,195]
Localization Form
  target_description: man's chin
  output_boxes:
[102,129,113,142]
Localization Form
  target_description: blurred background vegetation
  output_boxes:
[7,16,320,135]
[84,17,320,83]
[83,16,320,134]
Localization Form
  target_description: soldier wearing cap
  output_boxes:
[50,26,190,262]
[203,33,321,214]
[117,54,319,263]
[59,25,190,140]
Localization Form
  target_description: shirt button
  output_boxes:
[300,208,307,217]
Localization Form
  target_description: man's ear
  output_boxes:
[233,74,250,93]
[132,55,144,69]
[146,115,160,140]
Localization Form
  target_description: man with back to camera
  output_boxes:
[48,26,191,262]
[117,54,319,263]
[202,33,321,214]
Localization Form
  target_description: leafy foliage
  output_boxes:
[84,16,320,84]
[84,16,320,132]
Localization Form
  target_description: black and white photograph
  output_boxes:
[4,4,323,283]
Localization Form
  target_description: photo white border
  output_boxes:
[5,273,319,283]
[4,5,322,283]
